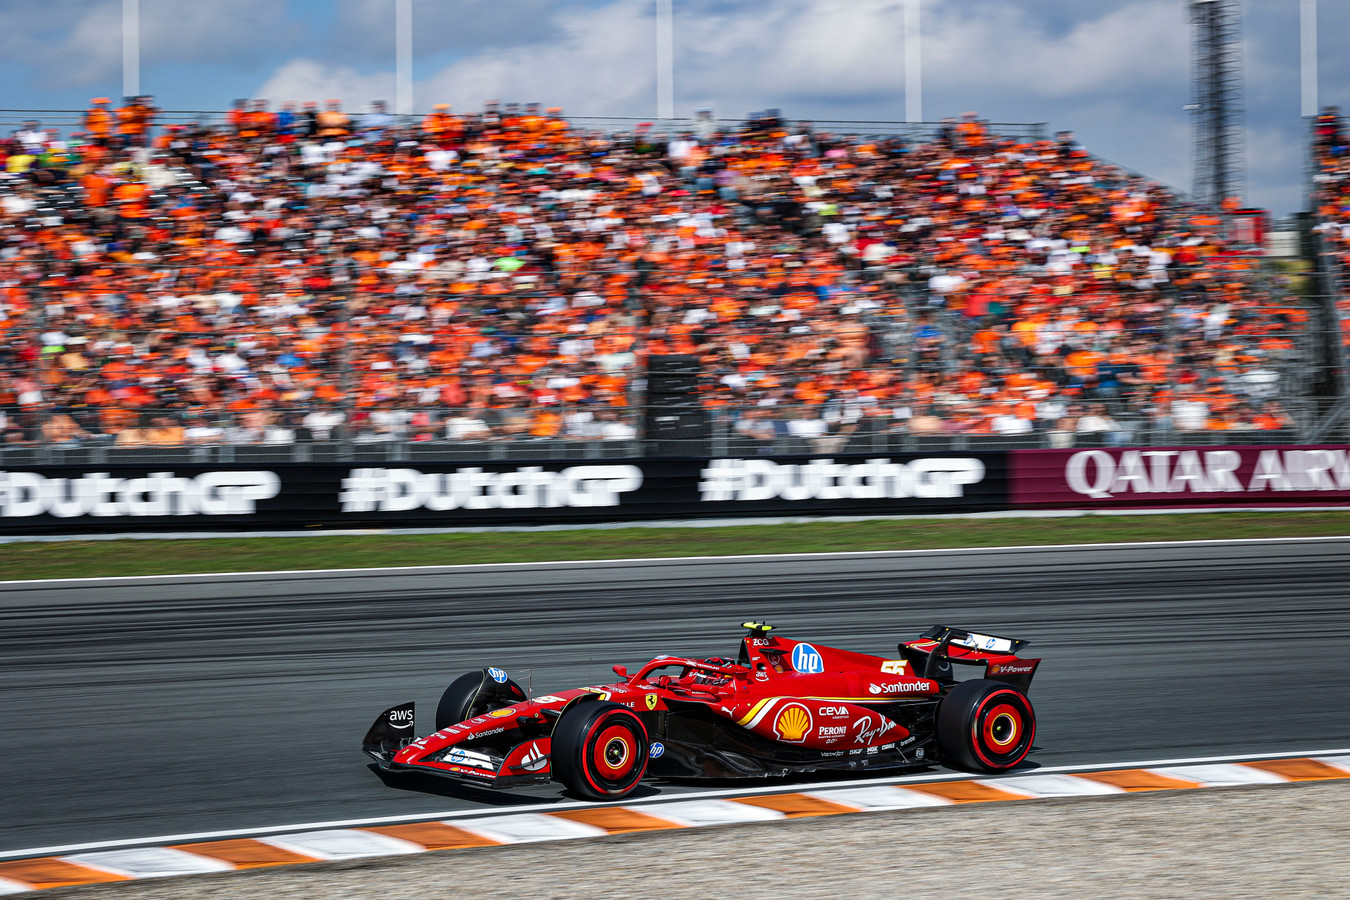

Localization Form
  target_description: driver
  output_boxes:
[692,657,735,687]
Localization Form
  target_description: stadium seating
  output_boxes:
[0,101,1301,451]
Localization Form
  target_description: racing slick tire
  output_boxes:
[936,678,1035,773]
[551,701,650,800]
[435,669,526,732]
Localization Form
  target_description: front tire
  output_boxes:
[551,701,650,800]
[435,669,526,731]
[936,679,1035,773]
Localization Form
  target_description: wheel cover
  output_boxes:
[969,690,1034,769]
[592,723,636,780]
[982,703,1022,750]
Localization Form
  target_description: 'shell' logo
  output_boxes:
[773,703,812,743]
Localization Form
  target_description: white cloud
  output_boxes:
[256,59,395,109]
[0,0,296,88]
[329,0,561,60]
[257,0,656,114]
[252,0,1192,118]
[926,1,1190,99]
[241,0,1314,211]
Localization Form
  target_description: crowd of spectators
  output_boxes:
[0,95,1302,450]
[1313,107,1350,342]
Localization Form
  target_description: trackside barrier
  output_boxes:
[0,446,1344,534]
[1011,445,1350,509]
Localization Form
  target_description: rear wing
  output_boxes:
[899,626,1041,693]
[920,625,1030,655]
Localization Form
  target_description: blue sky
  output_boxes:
[0,0,1345,214]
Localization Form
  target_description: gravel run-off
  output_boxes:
[43,780,1350,899]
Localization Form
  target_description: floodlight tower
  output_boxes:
[1188,0,1246,207]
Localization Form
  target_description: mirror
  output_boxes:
[612,664,628,678]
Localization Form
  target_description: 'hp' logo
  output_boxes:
[487,667,508,683]
[791,643,824,674]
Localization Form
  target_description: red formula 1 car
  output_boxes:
[362,623,1041,800]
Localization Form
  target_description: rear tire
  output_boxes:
[936,679,1035,773]
[435,670,526,731]
[551,701,650,800]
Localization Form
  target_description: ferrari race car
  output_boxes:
[362,623,1041,800]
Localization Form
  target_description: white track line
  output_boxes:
[1,505,1346,547]
[2,535,1349,588]
[4,745,1347,861]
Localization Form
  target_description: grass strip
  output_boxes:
[0,511,1348,581]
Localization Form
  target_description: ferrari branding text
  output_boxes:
[339,465,643,512]
[698,458,986,502]
[0,470,280,518]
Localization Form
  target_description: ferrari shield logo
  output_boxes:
[645,694,658,710]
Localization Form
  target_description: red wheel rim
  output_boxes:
[592,724,635,779]
[968,690,1035,770]
[982,703,1021,750]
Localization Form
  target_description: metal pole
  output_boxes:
[1163,282,1181,443]
[33,275,49,457]
[1301,0,1318,118]
[396,0,413,117]
[123,0,139,98]
[904,0,922,123]
[656,0,674,120]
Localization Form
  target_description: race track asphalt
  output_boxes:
[3,539,1350,854]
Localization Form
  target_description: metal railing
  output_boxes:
[0,107,1047,142]
[0,392,1316,467]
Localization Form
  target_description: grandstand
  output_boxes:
[1310,106,1350,440]
[0,99,1320,463]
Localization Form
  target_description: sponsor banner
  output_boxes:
[1011,446,1350,508]
[0,453,1009,533]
